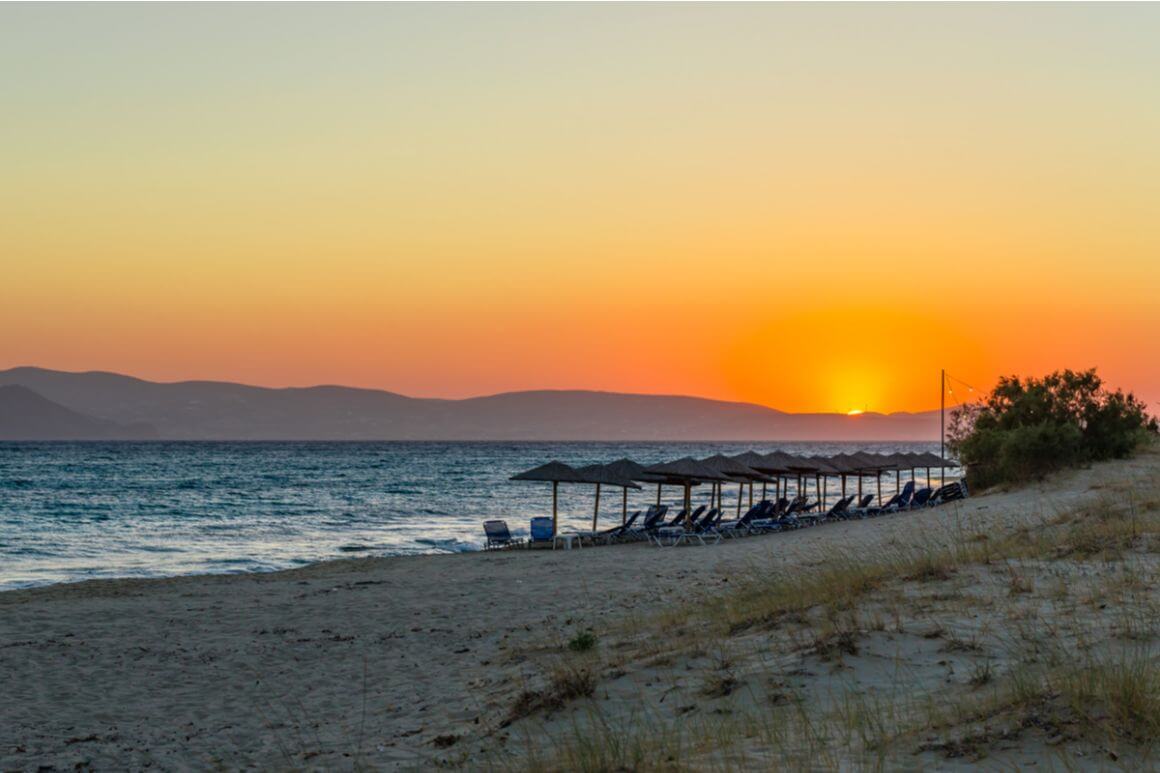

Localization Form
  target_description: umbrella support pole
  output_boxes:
[592,483,601,532]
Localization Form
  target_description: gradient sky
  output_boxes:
[2,3,1158,414]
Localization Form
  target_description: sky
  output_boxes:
[2,3,1158,415]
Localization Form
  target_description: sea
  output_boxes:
[0,441,951,590]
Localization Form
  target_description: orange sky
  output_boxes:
[2,4,1158,414]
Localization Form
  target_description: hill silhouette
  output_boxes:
[0,384,157,440]
[0,367,938,441]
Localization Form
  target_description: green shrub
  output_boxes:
[567,630,598,652]
[949,368,1156,489]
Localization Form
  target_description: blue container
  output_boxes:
[530,517,554,542]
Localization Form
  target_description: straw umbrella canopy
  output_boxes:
[729,451,776,504]
[774,454,815,502]
[914,451,959,467]
[701,454,769,512]
[875,452,916,495]
[824,453,861,499]
[575,460,644,528]
[753,451,802,502]
[829,451,882,502]
[806,455,842,510]
[890,451,925,488]
[855,452,898,504]
[860,452,890,504]
[644,457,731,516]
[510,461,587,537]
[912,451,959,488]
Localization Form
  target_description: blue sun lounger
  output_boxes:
[483,520,524,550]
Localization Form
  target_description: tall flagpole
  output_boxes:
[940,368,946,486]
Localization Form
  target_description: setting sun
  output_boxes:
[847,409,865,416]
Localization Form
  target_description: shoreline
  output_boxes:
[3,450,1155,769]
[0,546,487,599]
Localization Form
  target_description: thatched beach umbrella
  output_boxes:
[730,451,773,506]
[754,451,801,502]
[577,460,645,527]
[644,457,730,516]
[872,453,917,499]
[824,453,860,499]
[806,456,841,511]
[510,461,586,537]
[832,451,885,503]
[702,454,769,513]
[858,453,898,505]
[913,451,959,488]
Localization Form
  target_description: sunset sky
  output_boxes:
[2,3,1158,414]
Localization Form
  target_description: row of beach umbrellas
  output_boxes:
[512,450,958,537]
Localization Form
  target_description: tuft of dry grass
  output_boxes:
[503,665,597,727]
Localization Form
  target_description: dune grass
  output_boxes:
[489,480,1159,770]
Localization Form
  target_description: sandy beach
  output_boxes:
[3,450,1157,770]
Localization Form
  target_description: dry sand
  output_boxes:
[2,452,1157,770]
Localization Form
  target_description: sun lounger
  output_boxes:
[483,520,524,550]
[846,494,877,518]
[529,517,554,544]
[928,483,965,505]
[651,507,724,547]
[818,495,854,521]
[912,487,935,506]
[732,501,781,534]
[567,510,645,545]
[624,505,668,541]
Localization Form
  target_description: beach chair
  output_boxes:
[911,487,935,507]
[583,510,642,545]
[730,501,778,535]
[653,508,724,547]
[695,508,722,535]
[847,494,876,518]
[871,493,903,516]
[483,520,523,550]
[927,483,963,506]
[629,505,669,541]
[872,482,917,514]
[650,504,712,546]
[819,495,853,521]
[529,517,555,544]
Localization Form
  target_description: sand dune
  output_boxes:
[2,450,1157,769]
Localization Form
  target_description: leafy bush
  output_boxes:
[567,630,598,652]
[948,368,1156,489]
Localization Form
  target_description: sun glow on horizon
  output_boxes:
[2,3,1159,413]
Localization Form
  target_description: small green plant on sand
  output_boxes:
[567,630,598,653]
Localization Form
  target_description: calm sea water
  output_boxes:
[0,441,949,590]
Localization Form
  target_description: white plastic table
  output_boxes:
[552,533,582,550]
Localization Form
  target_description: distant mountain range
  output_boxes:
[0,367,940,441]
[0,384,157,440]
